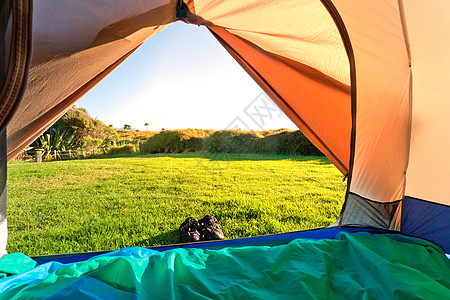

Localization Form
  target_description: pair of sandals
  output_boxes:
[180,215,225,243]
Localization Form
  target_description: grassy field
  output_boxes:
[7,153,346,256]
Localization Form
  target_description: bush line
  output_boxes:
[140,129,323,156]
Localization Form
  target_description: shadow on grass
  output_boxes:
[180,153,329,163]
[94,152,331,163]
[134,229,179,247]
[38,152,330,164]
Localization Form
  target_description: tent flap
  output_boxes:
[208,27,351,174]
[190,0,352,174]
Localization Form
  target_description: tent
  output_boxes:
[0,0,449,297]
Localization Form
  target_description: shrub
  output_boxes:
[108,144,136,155]
[184,137,204,152]
[101,126,120,149]
[31,107,120,152]
[30,121,76,159]
[117,130,157,143]
[83,137,103,150]
[139,129,323,156]
[140,130,191,153]
[204,130,264,154]
[140,129,214,154]
[264,130,323,156]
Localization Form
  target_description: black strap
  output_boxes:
[176,1,189,18]
[0,128,6,224]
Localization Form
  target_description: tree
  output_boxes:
[30,107,120,156]
[60,107,107,147]
[144,122,149,131]
[101,126,120,148]
[123,124,131,130]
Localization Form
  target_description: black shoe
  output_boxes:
[198,215,225,241]
[179,217,201,243]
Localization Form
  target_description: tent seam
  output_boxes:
[348,192,402,204]
[397,0,413,233]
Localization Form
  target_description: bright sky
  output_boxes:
[76,22,297,131]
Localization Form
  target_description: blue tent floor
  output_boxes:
[0,228,449,299]
[32,227,383,265]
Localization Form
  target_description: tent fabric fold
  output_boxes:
[0,0,32,133]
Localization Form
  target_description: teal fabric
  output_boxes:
[0,253,37,279]
[0,232,449,299]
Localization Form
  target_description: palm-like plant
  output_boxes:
[31,121,76,160]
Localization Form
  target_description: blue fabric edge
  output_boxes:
[32,227,384,265]
[402,197,450,254]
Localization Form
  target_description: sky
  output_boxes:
[76,22,297,131]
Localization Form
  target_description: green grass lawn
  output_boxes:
[7,153,346,256]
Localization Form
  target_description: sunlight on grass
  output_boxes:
[7,154,346,255]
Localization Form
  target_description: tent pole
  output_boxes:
[0,1,11,256]
[0,128,7,257]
